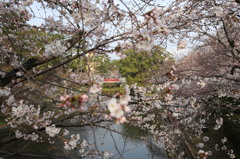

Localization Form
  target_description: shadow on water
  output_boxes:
[0,123,168,159]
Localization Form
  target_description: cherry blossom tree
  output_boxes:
[0,0,239,158]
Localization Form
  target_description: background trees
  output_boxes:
[119,46,173,85]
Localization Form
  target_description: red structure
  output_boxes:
[104,79,120,82]
[103,77,125,84]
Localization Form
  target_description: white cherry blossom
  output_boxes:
[45,125,60,137]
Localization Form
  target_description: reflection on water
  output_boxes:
[0,123,168,159]
[65,123,168,159]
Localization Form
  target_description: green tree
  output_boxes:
[119,46,172,85]
[93,54,111,75]
[93,56,120,76]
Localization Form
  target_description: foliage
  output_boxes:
[102,85,124,96]
[119,46,172,85]
[92,55,111,74]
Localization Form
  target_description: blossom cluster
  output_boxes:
[59,94,89,110]
[177,40,188,50]
[106,85,131,123]
[45,125,61,137]
[213,117,223,130]
[0,87,11,96]
[64,134,81,150]
[131,7,170,51]
[64,133,89,156]
[2,95,56,134]
[7,100,43,128]
[43,41,67,57]
[15,130,39,141]
[89,83,102,94]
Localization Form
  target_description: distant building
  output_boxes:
[85,52,108,73]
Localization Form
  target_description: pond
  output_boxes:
[0,123,168,159]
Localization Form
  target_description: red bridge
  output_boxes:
[103,78,125,83]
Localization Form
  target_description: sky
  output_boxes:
[27,0,190,60]
[105,0,190,60]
